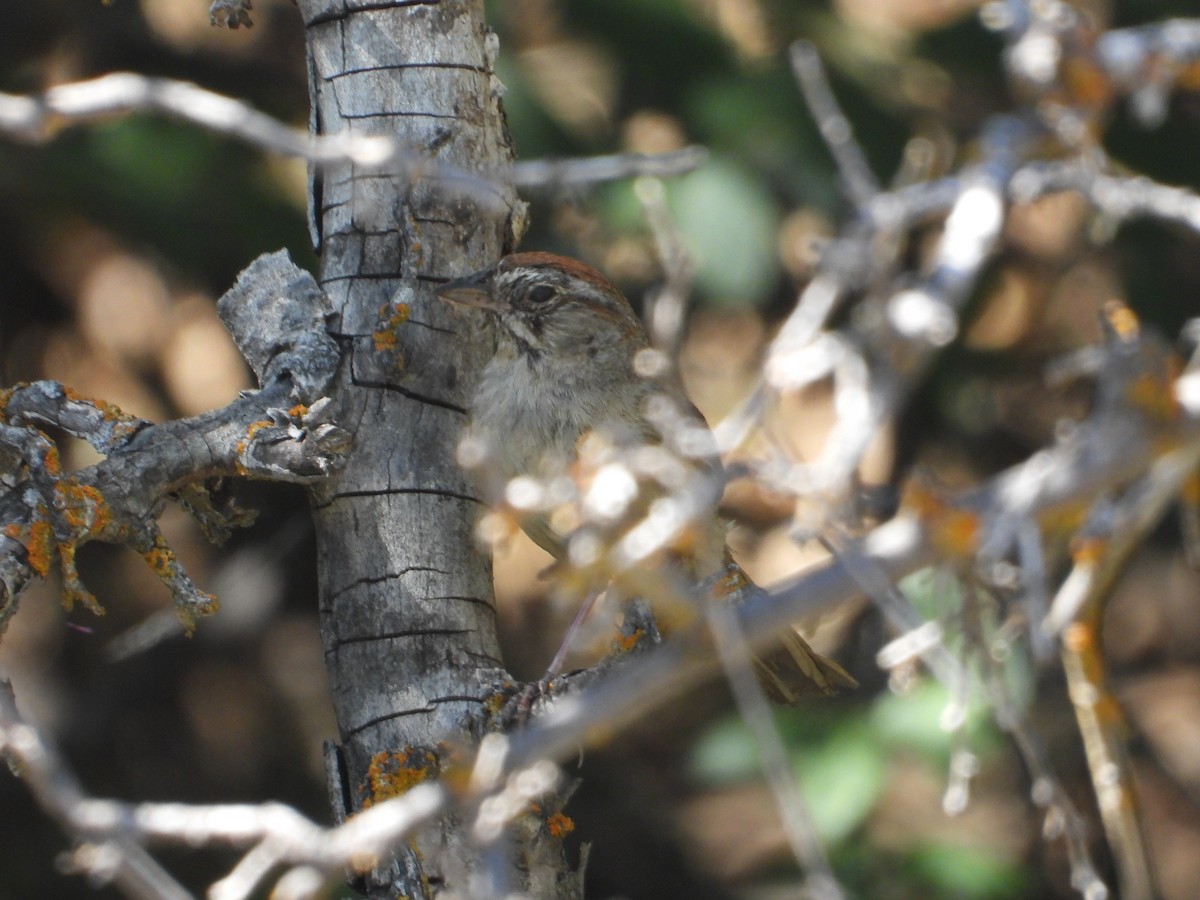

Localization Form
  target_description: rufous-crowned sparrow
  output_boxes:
[437,251,855,701]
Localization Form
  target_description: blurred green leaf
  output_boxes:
[494,57,574,160]
[89,117,217,206]
[42,118,314,288]
[686,72,842,212]
[690,714,761,784]
[563,0,732,112]
[793,719,887,845]
[870,680,995,761]
[598,179,648,235]
[898,568,962,621]
[908,844,1027,898]
[691,711,886,846]
[666,156,780,306]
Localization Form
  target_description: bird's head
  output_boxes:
[437,252,645,362]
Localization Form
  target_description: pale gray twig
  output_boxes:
[0,73,391,164]
[513,147,708,190]
[0,73,705,199]
[984,651,1110,900]
[1011,162,1200,234]
[636,177,696,357]
[1041,449,1197,635]
[1,681,447,900]
[1097,18,1200,126]
[0,253,348,629]
[790,41,879,209]
[821,529,969,691]
[707,600,846,900]
[0,683,193,900]
[506,368,1200,786]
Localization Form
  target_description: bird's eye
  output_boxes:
[528,284,557,305]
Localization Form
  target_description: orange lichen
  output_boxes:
[613,627,644,653]
[483,687,510,716]
[288,403,309,418]
[707,565,751,601]
[174,592,219,636]
[1062,57,1113,109]
[142,534,177,578]
[372,303,411,355]
[903,482,981,557]
[245,418,273,438]
[1126,370,1181,422]
[1070,536,1107,567]
[57,549,102,619]
[1103,300,1139,340]
[236,418,275,457]
[1038,501,1089,540]
[191,591,220,614]
[55,540,104,615]
[361,747,439,808]
[545,812,575,838]
[1179,60,1200,91]
[436,742,472,795]
[372,328,398,352]
[60,386,141,432]
[25,520,55,577]
[1063,621,1094,654]
[60,587,103,616]
[54,481,111,537]
[41,445,62,477]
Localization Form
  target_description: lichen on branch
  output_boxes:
[0,251,350,635]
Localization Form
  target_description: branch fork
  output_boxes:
[0,251,349,633]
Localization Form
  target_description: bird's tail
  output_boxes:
[707,561,858,702]
[753,628,858,702]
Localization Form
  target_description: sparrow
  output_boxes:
[437,251,855,701]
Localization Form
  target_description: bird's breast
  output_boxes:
[465,350,648,482]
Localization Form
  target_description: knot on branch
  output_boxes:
[235,397,351,480]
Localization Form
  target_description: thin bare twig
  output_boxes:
[973,620,1112,900]
[790,41,879,208]
[0,73,705,199]
[0,683,193,900]
[707,601,845,900]
[636,177,696,358]
[0,680,448,899]
[513,147,708,190]
[821,528,969,691]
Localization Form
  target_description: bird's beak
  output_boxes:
[436,269,505,312]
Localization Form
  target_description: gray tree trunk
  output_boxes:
[294,1,572,894]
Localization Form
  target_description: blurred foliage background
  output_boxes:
[4,0,1200,897]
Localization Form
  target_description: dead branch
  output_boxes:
[0,251,349,633]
